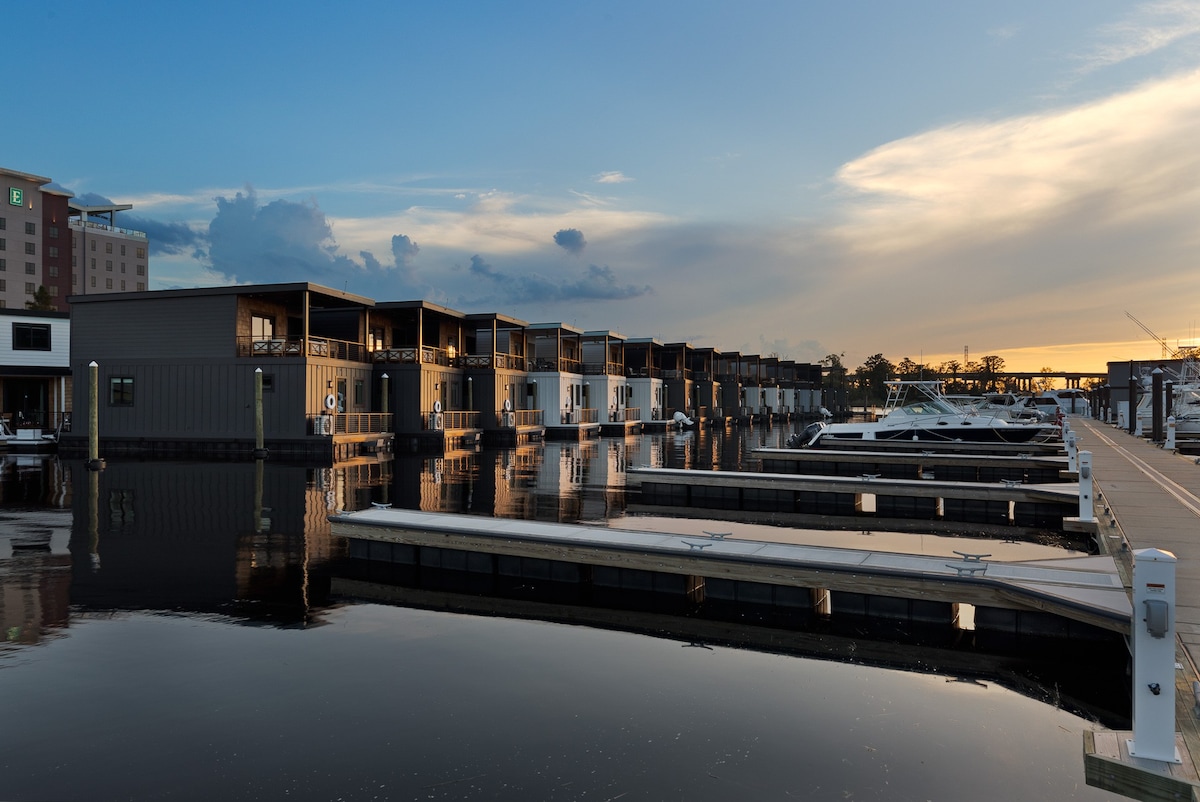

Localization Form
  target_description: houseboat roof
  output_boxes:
[375,299,466,318]
[465,311,529,328]
[583,330,626,341]
[526,322,584,335]
[0,307,69,320]
[624,337,664,347]
[68,282,376,308]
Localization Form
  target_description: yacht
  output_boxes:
[790,381,1058,447]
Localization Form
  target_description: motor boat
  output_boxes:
[790,381,1058,448]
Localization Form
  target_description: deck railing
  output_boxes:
[372,345,454,366]
[308,413,393,435]
[459,353,526,370]
[513,409,543,426]
[239,336,371,362]
[626,366,661,378]
[609,407,642,422]
[530,357,583,374]
[582,361,624,376]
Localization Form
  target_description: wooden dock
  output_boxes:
[1070,416,1200,800]
[754,446,1071,483]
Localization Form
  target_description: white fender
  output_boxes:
[324,393,337,410]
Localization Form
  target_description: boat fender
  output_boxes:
[503,398,513,412]
[433,400,443,414]
[325,393,337,410]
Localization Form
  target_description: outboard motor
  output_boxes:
[788,421,826,448]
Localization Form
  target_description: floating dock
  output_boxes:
[330,507,1129,636]
[754,447,1071,483]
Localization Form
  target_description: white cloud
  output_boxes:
[1077,0,1200,74]
[594,171,634,184]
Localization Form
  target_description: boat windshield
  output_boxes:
[890,398,960,417]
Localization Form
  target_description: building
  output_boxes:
[0,307,71,431]
[0,166,150,313]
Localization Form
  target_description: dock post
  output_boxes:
[1118,402,1127,429]
[1066,431,1078,473]
[1166,416,1177,451]
[1077,451,1093,522]
[1151,367,1164,442]
[1135,414,1144,438]
[86,360,105,471]
[252,368,268,459]
[1129,548,1181,763]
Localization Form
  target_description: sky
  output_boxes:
[6,1,1200,373]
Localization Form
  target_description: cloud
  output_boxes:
[553,228,586,255]
[392,234,419,265]
[1077,0,1200,74]
[594,171,633,184]
[462,255,651,305]
[123,216,204,256]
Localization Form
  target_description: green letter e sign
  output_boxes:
[8,187,22,206]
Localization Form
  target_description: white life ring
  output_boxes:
[503,398,513,412]
[433,400,442,414]
[324,393,337,410]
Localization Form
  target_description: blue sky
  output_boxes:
[7,0,1200,371]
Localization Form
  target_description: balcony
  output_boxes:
[626,366,661,378]
[373,345,456,366]
[308,413,393,435]
[582,361,625,376]
[530,357,582,374]
[459,353,527,370]
[239,336,371,362]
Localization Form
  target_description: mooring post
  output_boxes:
[1129,548,1181,763]
[1152,367,1164,442]
[1117,401,1127,429]
[1077,450,1093,522]
[86,360,105,471]
[1066,431,1078,473]
[1166,416,1177,452]
[252,368,268,459]
[1129,374,1139,435]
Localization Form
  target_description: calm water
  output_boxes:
[0,428,1126,801]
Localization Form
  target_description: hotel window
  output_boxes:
[105,278,112,289]
[109,377,134,406]
[24,282,34,294]
[91,258,96,269]
[0,279,5,291]
[49,265,57,277]
[48,246,58,258]
[25,242,35,255]
[90,276,96,287]
[137,282,145,291]
[120,280,126,290]
[0,238,5,250]
[105,242,112,254]
[120,244,126,256]
[136,246,145,259]
[0,300,6,308]
[72,255,76,267]
[49,225,58,238]
[121,262,126,273]
[25,222,35,235]
[136,264,145,276]
[49,286,58,296]
[0,217,5,229]
[106,260,112,271]
[91,240,96,250]
[25,262,35,274]
[0,258,5,270]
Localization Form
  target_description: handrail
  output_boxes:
[239,335,371,363]
[308,412,393,435]
[372,345,454,366]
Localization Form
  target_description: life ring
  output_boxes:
[433,400,443,414]
[324,393,337,410]
[503,398,513,412]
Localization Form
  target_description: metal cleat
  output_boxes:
[952,550,991,562]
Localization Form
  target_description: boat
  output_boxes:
[1134,360,1200,435]
[789,381,1059,448]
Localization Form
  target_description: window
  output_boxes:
[13,323,51,350]
[48,246,58,258]
[106,260,112,271]
[105,278,112,289]
[137,282,145,291]
[72,255,76,267]
[90,276,96,287]
[261,373,275,392]
[121,262,126,273]
[252,314,274,339]
[25,262,34,274]
[0,258,5,270]
[136,246,145,259]
[90,240,95,251]
[136,264,145,276]
[25,222,35,235]
[354,379,364,405]
[49,225,57,238]
[0,300,5,308]
[0,238,6,250]
[48,265,57,277]
[120,244,126,256]
[120,280,126,290]
[0,217,5,229]
[24,282,34,294]
[90,258,96,268]
[109,377,134,406]
[49,286,57,296]
[24,242,35,255]
[105,242,112,254]
[0,279,5,291]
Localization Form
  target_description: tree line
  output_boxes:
[821,353,1079,405]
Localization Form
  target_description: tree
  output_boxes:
[857,353,895,405]
[1034,367,1057,393]
[25,285,54,312]
[895,357,923,381]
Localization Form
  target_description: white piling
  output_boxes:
[1129,548,1181,763]
[1077,451,1093,522]
[1166,416,1177,451]
[1135,414,1144,438]
[1066,431,1078,473]
[1118,402,1127,429]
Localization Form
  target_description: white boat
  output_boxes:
[790,381,1058,447]
[1134,361,1200,435]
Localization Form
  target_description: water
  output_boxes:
[0,430,1127,801]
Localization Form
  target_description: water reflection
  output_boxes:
[0,431,1130,800]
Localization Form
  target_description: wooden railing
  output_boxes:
[459,353,526,370]
[627,366,661,378]
[583,361,624,376]
[372,345,454,366]
[239,336,371,362]
[609,407,642,422]
[530,358,582,374]
[513,409,543,426]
